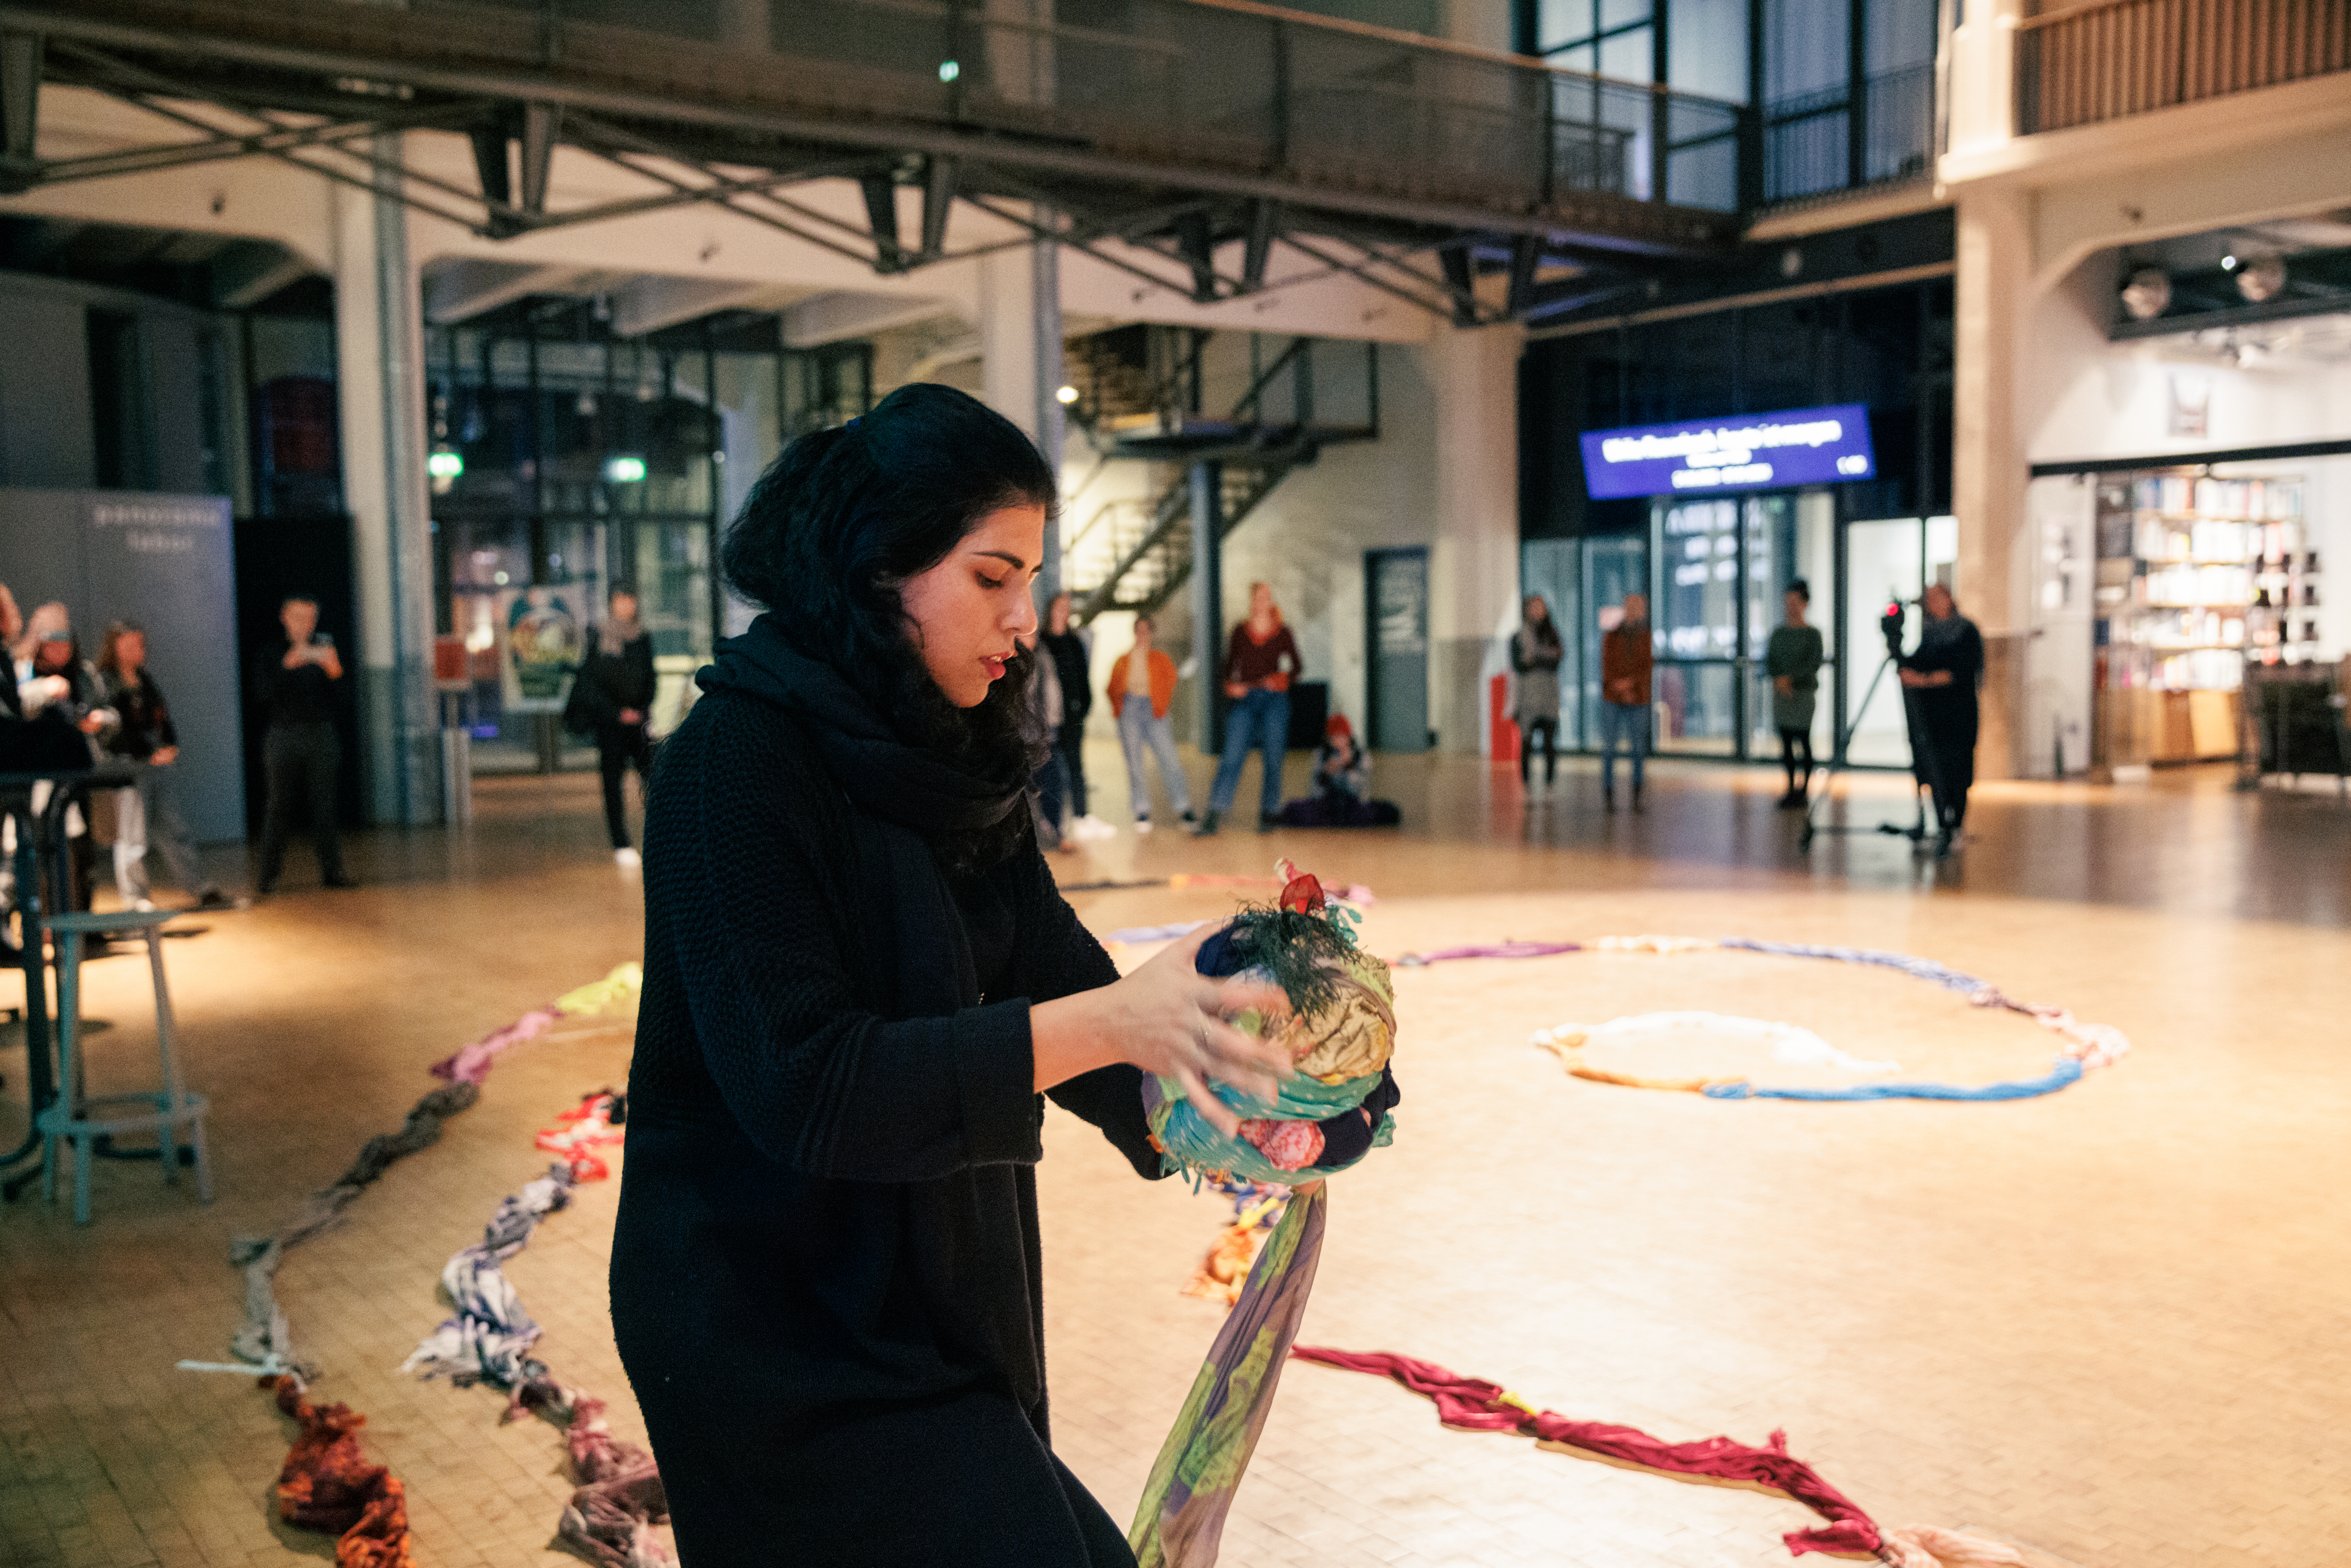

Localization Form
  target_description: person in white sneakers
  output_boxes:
[1037,593,1113,842]
[1105,613,1194,834]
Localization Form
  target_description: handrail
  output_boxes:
[2015,0,2350,134]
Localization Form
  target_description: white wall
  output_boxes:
[1201,335,1442,740]
[2028,260,2351,465]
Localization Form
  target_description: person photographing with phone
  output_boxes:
[256,595,353,893]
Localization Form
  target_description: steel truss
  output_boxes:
[0,0,1750,325]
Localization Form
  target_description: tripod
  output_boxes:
[1799,620,1956,856]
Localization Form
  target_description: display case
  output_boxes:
[2092,471,2319,767]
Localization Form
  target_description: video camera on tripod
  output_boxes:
[1800,591,1953,855]
[1879,598,1909,661]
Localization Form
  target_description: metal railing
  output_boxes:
[29,0,1751,229]
[1762,63,1934,204]
[2018,0,2350,134]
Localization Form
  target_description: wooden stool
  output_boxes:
[36,909,212,1224]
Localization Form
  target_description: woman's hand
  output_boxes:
[1032,924,1295,1139]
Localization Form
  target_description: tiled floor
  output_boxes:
[3,748,2347,1567]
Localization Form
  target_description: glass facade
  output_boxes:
[423,304,870,772]
[1521,277,1951,765]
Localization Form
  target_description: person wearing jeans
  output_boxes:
[1106,614,1193,832]
[1198,582,1300,835]
[1598,591,1653,812]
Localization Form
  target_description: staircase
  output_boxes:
[1061,329,1377,624]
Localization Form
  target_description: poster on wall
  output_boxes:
[1580,404,1875,498]
[499,587,581,713]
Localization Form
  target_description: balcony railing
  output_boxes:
[2018,0,2351,134]
[1762,63,1935,205]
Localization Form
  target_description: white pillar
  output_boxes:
[1427,321,1525,754]
[1952,184,2032,781]
[978,222,1066,595]
[333,135,440,825]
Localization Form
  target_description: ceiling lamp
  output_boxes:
[2236,254,2287,303]
[2120,268,2171,321]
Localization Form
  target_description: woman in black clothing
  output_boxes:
[1898,583,1984,855]
[610,384,1291,1567]
[572,586,658,865]
[96,622,230,909]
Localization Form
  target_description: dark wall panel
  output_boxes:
[0,489,246,843]
[0,297,96,489]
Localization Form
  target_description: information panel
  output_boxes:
[1580,404,1874,498]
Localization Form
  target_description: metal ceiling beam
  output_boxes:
[0,3,1730,257]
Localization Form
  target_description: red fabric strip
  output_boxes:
[1289,1347,1881,1560]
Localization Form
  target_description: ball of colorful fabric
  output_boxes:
[1144,867,1401,1186]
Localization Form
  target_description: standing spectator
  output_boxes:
[1106,613,1194,833]
[1599,591,1653,813]
[1765,580,1826,808]
[1512,593,1564,789]
[20,605,112,907]
[1038,594,1111,843]
[96,622,231,910]
[1196,582,1300,836]
[1899,583,1984,857]
[571,586,658,867]
[256,595,353,893]
[1026,638,1072,852]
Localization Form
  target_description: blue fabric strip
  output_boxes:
[1703,1056,2084,1102]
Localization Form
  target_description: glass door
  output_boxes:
[1652,498,1745,755]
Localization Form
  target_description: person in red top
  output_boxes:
[1196,582,1301,835]
[1599,591,1654,812]
[1105,612,1195,832]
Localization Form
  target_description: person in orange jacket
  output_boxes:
[1105,612,1196,833]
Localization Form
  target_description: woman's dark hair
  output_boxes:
[723,382,1057,867]
[1523,594,1561,651]
[1788,578,1811,603]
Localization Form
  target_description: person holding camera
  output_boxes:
[1898,583,1983,855]
[568,586,658,867]
[257,595,352,893]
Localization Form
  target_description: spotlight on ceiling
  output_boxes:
[2236,254,2287,303]
[2221,254,2239,270]
[1055,384,1080,405]
[2120,267,2172,321]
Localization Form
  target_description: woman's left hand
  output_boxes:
[1031,925,1294,1139]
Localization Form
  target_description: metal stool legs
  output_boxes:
[35,914,212,1224]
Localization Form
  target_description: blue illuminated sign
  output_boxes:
[1579,404,1875,498]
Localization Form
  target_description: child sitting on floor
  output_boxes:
[1280,715,1400,827]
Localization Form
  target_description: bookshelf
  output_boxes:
[2093,472,2319,766]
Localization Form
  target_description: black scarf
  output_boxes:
[697,615,1025,838]
[697,615,1016,1017]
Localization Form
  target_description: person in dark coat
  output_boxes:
[1038,592,1106,841]
[96,621,231,909]
[256,595,351,893]
[1899,583,1984,856]
[609,383,1292,1568]
[572,586,658,865]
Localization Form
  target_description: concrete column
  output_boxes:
[1426,321,1525,754]
[978,217,1066,596]
[1951,184,2032,781]
[333,135,440,826]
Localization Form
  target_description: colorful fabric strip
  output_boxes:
[1131,1185,1328,1568]
[1288,1346,1881,1560]
[1703,1056,2085,1102]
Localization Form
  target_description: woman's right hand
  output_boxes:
[1033,925,1295,1139]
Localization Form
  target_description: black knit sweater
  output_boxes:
[611,619,1163,1472]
